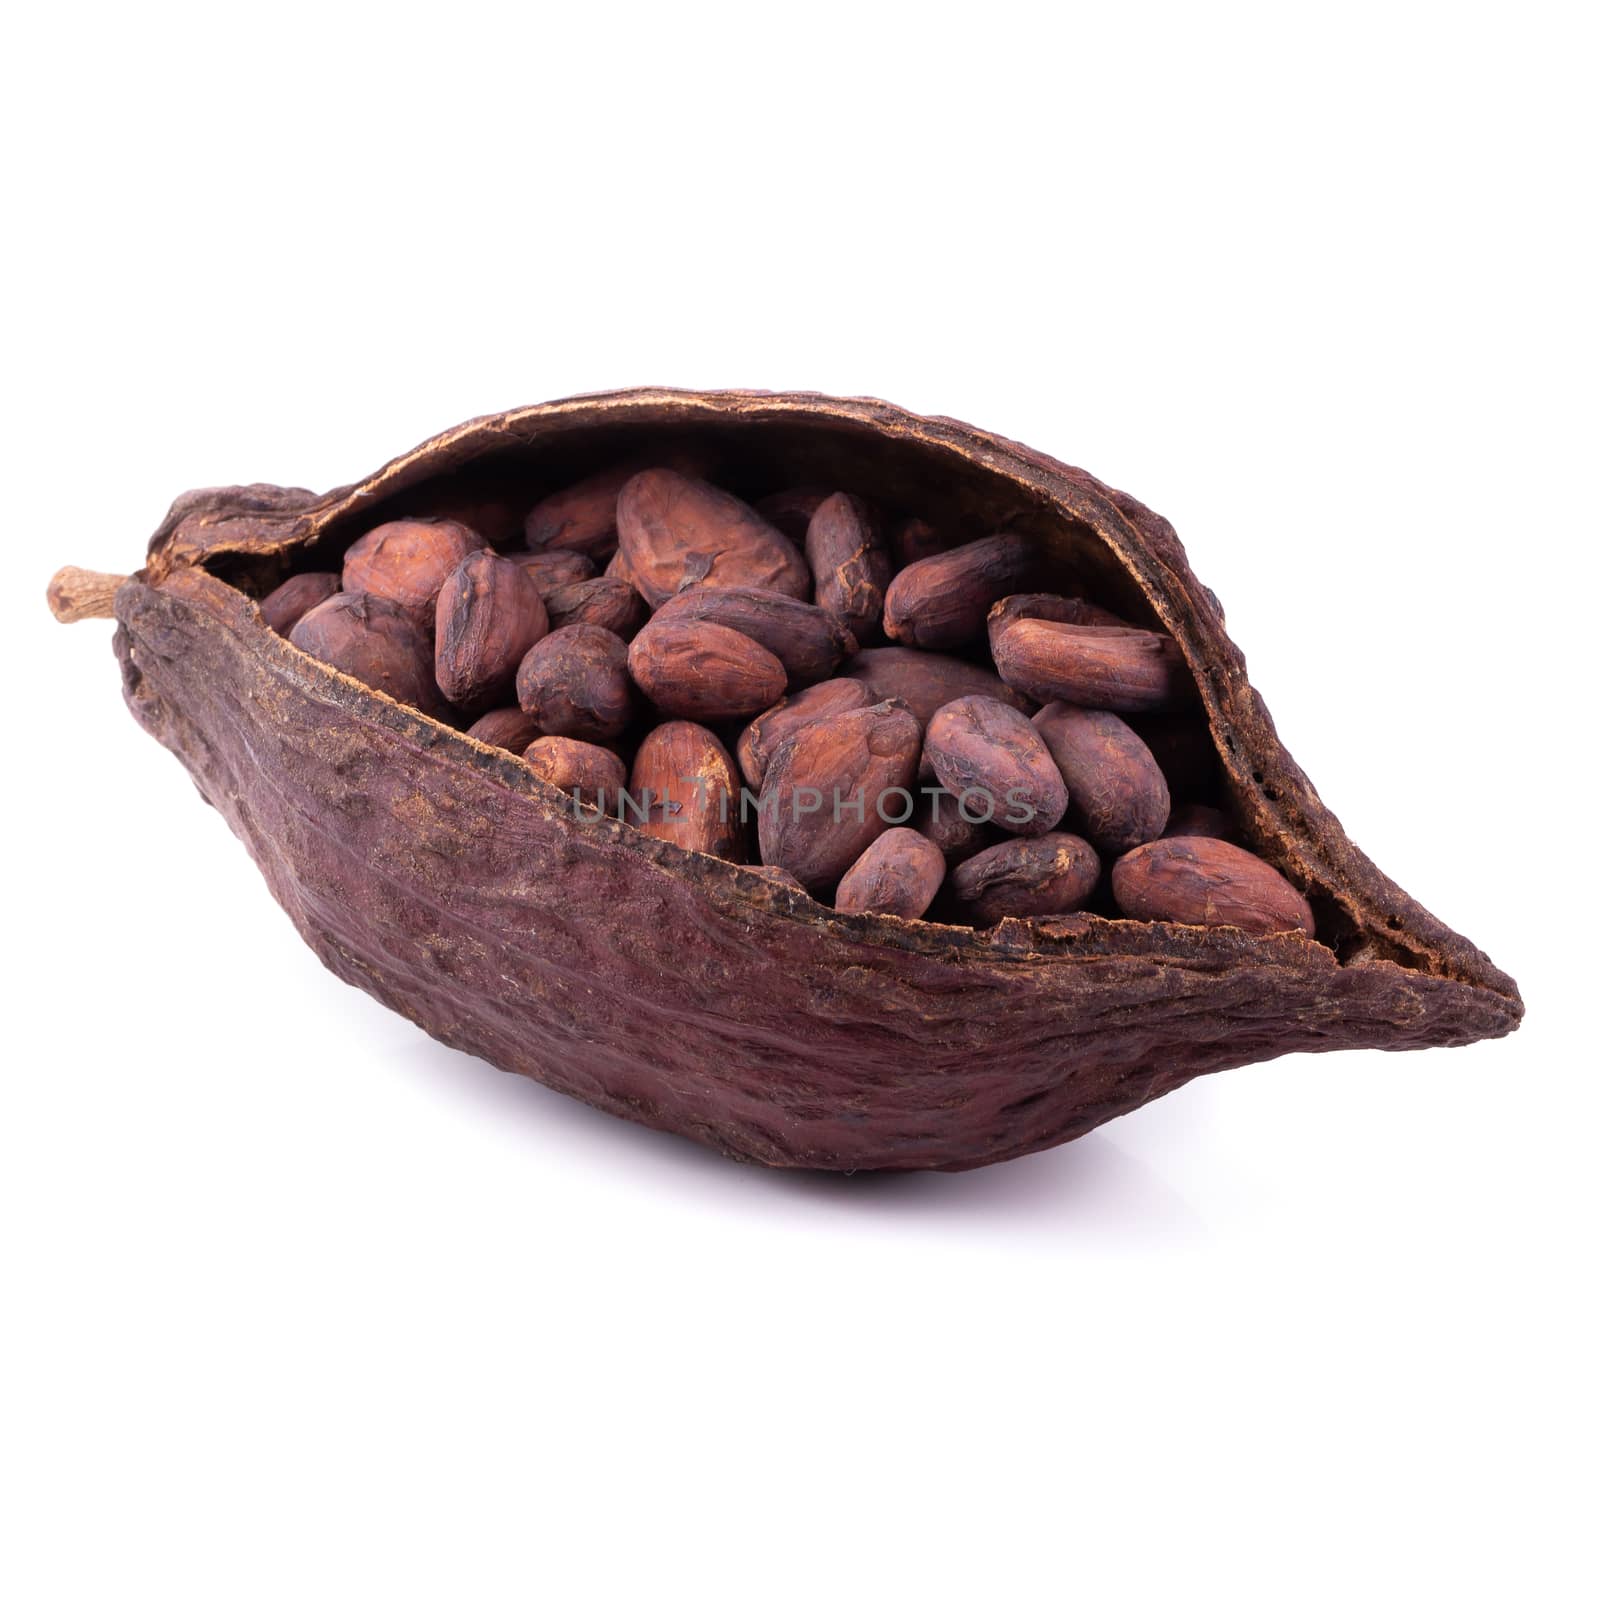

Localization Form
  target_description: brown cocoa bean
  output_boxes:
[950,833,1102,927]
[757,701,921,890]
[988,591,1129,640]
[259,571,340,636]
[888,516,962,567]
[515,624,635,741]
[913,790,995,865]
[543,576,647,639]
[835,827,945,920]
[616,469,811,607]
[805,492,892,646]
[342,518,487,630]
[735,677,876,788]
[1112,837,1315,936]
[842,646,1032,725]
[289,591,444,714]
[883,532,1035,649]
[464,706,542,754]
[628,721,744,861]
[525,736,627,810]
[755,486,830,541]
[1162,803,1236,841]
[924,695,1067,837]
[653,585,854,684]
[505,549,597,593]
[523,465,635,559]
[627,616,787,720]
[434,550,549,709]
[1032,702,1170,854]
[992,618,1192,713]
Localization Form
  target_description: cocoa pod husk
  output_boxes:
[992,618,1193,713]
[924,695,1067,837]
[543,576,647,639]
[1032,702,1170,855]
[288,591,444,714]
[735,677,875,788]
[525,736,627,812]
[434,550,549,710]
[805,492,892,646]
[259,571,340,636]
[1113,836,1315,937]
[842,646,1031,725]
[950,833,1102,927]
[342,518,487,630]
[627,615,787,720]
[835,827,945,920]
[652,584,854,684]
[744,864,809,894]
[628,721,744,861]
[506,549,597,593]
[883,532,1035,649]
[464,706,542,754]
[515,623,635,740]
[616,470,811,607]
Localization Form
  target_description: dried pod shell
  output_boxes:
[924,695,1067,837]
[465,706,542,754]
[627,616,787,720]
[805,492,892,645]
[543,576,647,639]
[628,721,744,861]
[758,701,921,891]
[951,834,1102,927]
[653,584,854,683]
[992,618,1193,713]
[525,736,627,811]
[259,570,340,636]
[1113,837,1315,936]
[342,518,486,629]
[288,591,443,714]
[745,864,809,894]
[515,624,634,741]
[842,646,1031,726]
[835,828,946,920]
[736,677,876,788]
[506,549,597,593]
[616,469,810,607]
[434,550,549,709]
[1032,702,1170,854]
[883,532,1035,649]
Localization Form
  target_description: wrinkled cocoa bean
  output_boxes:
[835,827,946,920]
[616,470,811,607]
[950,833,1102,927]
[883,532,1034,649]
[1162,803,1236,841]
[434,550,549,709]
[543,576,647,639]
[523,465,635,559]
[755,486,830,542]
[987,592,1128,640]
[289,592,444,714]
[924,695,1067,836]
[465,706,542,754]
[735,677,876,788]
[506,549,597,593]
[342,518,487,630]
[1112,837,1315,936]
[515,624,635,741]
[843,646,1031,725]
[628,616,787,720]
[805,492,892,646]
[525,736,627,810]
[628,721,744,860]
[1032,702,1170,854]
[259,571,340,636]
[992,618,1192,713]
[757,701,922,890]
[913,789,996,865]
[653,585,854,684]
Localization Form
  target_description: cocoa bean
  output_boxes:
[289,591,444,714]
[1112,837,1315,936]
[755,486,830,541]
[525,736,627,811]
[950,834,1102,927]
[505,549,597,593]
[988,592,1129,640]
[888,516,962,567]
[1032,702,1170,854]
[835,827,945,920]
[543,576,647,639]
[653,585,854,683]
[757,701,921,891]
[464,706,542,754]
[805,492,892,645]
[913,789,995,865]
[259,571,340,636]
[616,469,810,607]
[627,721,744,861]
[434,550,549,709]
[627,616,787,720]
[883,532,1034,648]
[842,646,1031,725]
[1162,803,1236,841]
[515,624,635,741]
[924,695,1067,837]
[735,677,875,788]
[523,465,635,559]
[342,518,487,630]
[992,618,1192,713]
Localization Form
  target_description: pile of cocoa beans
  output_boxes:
[258,465,1315,936]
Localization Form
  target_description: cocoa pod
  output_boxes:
[950,833,1102,927]
[616,469,810,607]
[505,549,597,593]
[992,618,1192,713]
[288,591,444,714]
[888,516,961,567]
[1112,837,1315,937]
[735,677,875,788]
[627,721,744,861]
[755,486,830,541]
[525,736,627,811]
[523,464,635,558]
[1032,702,1170,854]
[515,624,635,741]
[805,492,892,645]
[653,585,854,684]
[745,864,808,894]
[1163,803,1236,841]
[464,706,542,754]
[843,646,1031,725]
[543,576,647,639]
[342,518,487,630]
[434,550,549,709]
[913,789,995,865]
[924,695,1067,837]
[883,532,1034,649]
[988,591,1128,640]
[627,616,787,720]
[259,570,339,636]
[835,827,945,920]
[757,701,921,890]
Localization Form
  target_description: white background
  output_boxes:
[4,5,1595,1596]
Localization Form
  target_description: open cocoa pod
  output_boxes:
[48,389,1520,1172]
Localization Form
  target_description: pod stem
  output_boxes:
[47,567,128,623]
